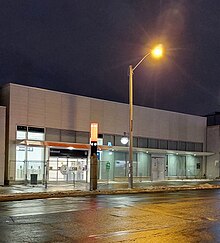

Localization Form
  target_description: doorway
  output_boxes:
[48,157,88,182]
[151,156,165,181]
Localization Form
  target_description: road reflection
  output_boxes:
[0,190,220,242]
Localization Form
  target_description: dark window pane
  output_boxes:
[168,140,178,150]
[195,143,203,152]
[186,142,195,151]
[115,135,123,146]
[207,115,215,126]
[61,130,76,143]
[133,137,138,147]
[138,137,148,148]
[159,140,168,149]
[178,141,186,151]
[75,131,89,144]
[216,115,220,125]
[103,134,115,146]
[46,128,61,141]
[148,138,158,148]
[17,126,27,131]
[28,127,44,133]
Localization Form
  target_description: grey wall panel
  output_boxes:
[8,83,206,144]
[0,107,6,185]
[28,89,45,126]
[45,92,62,128]
[206,126,220,179]
[90,99,104,132]
[115,103,129,135]
[61,95,76,130]
[74,96,90,131]
[10,85,28,126]
[103,101,117,134]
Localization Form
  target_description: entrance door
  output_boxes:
[48,157,88,182]
[151,156,165,181]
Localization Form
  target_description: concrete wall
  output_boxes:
[8,83,207,142]
[0,106,6,185]
[3,83,208,181]
[207,126,220,178]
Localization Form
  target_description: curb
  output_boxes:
[1,185,220,202]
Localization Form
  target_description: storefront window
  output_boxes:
[16,126,27,139]
[28,127,45,141]
[16,145,45,181]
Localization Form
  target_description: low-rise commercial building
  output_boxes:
[0,83,216,185]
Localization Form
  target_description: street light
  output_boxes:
[128,44,164,189]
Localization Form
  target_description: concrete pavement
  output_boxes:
[1,179,220,202]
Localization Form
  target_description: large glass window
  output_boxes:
[16,145,44,181]
[114,152,137,177]
[114,152,127,177]
[28,127,45,141]
[186,155,201,177]
[16,145,26,180]
[27,146,44,180]
[137,152,151,177]
[16,126,27,139]
[167,155,186,177]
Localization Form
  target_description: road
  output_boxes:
[0,190,220,242]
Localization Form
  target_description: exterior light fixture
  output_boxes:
[121,132,129,145]
[128,43,165,188]
[151,44,163,59]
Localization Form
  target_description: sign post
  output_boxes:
[90,123,98,191]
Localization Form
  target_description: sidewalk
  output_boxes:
[0,180,220,202]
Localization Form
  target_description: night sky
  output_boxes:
[0,0,219,116]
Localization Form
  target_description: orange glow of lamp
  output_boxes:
[90,123,98,142]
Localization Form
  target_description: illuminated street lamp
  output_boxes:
[128,44,163,189]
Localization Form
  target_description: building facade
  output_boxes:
[0,83,215,185]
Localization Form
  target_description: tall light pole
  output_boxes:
[128,44,164,189]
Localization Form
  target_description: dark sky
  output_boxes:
[0,0,219,116]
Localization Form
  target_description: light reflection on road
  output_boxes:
[0,190,220,242]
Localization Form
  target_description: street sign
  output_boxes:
[106,162,110,170]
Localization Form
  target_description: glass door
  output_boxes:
[48,157,87,182]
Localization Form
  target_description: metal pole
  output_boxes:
[128,65,133,188]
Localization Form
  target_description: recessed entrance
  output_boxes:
[48,148,88,182]
[48,157,87,182]
[151,156,165,181]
